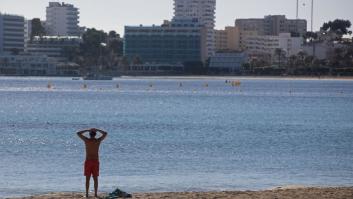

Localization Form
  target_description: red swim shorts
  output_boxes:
[84,160,99,177]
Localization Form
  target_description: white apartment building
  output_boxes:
[46,2,80,36]
[26,36,82,61]
[0,53,80,76]
[0,54,57,75]
[0,13,25,54]
[173,0,216,58]
[236,15,307,36]
[245,33,303,57]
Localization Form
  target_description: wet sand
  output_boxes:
[11,187,353,199]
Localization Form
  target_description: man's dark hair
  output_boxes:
[89,130,97,138]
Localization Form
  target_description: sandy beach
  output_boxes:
[120,75,353,81]
[11,187,353,199]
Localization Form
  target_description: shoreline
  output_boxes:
[0,75,353,81]
[9,187,353,199]
[120,75,353,81]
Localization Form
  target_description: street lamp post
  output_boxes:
[296,0,299,19]
[311,0,314,32]
[311,0,315,58]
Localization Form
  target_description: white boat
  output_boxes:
[83,74,113,80]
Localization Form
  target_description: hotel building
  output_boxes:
[0,13,25,54]
[26,36,82,61]
[124,19,206,64]
[235,15,307,36]
[244,33,303,57]
[45,2,81,36]
[173,0,216,57]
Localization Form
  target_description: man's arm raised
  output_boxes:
[96,129,108,142]
[77,129,90,141]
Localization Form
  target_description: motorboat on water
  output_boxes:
[83,73,113,80]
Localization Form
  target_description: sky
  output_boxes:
[0,0,352,35]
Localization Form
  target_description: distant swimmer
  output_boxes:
[77,128,107,198]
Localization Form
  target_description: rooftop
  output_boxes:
[48,2,75,8]
[0,12,24,18]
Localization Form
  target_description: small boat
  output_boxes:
[83,74,113,81]
[72,77,81,80]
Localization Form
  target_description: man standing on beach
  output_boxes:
[77,128,107,198]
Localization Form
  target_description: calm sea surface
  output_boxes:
[0,77,352,198]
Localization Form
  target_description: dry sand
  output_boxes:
[11,187,353,199]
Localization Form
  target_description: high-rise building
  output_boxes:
[173,0,216,58]
[46,2,80,36]
[0,13,25,54]
[124,19,206,64]
[235,15,307,36]
[244,33,303,58]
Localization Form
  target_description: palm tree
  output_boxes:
[119,56,130,71]
[288,55,298,75]
[297,51,307,67]
[331,48,344,68]
[274,48,286,68]
[304,56,315,69]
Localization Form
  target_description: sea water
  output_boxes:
[0,77,352,198]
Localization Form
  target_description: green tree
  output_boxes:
[60,28,125,74]
[107,38,123,56]
[303,31,318,43]
[132,56,143,65]
[344,47,353,68]
[119,56,130,71]
[304,55,314,67]
[79,28,108,68]
[31,18,46,40]
[321,19,352,40]
[297,51,307,67]
[287,55,298,75]
[275,48,286,68]
[108,30,118,38]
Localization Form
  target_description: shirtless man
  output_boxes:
[77,128,107,198]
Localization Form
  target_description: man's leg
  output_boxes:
[85,175,90,198]
[93,176,98,197]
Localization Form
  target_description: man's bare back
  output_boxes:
[77,128,107,198]
[84,138,101,160]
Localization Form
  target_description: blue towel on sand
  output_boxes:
[105,188,132,199]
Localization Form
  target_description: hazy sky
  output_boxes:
[1,0,352,35]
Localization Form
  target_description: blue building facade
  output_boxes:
[124,20,206,64]
[0,13,25,54]
[209,52,248,73]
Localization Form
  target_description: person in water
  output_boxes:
[77,128,107,198]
